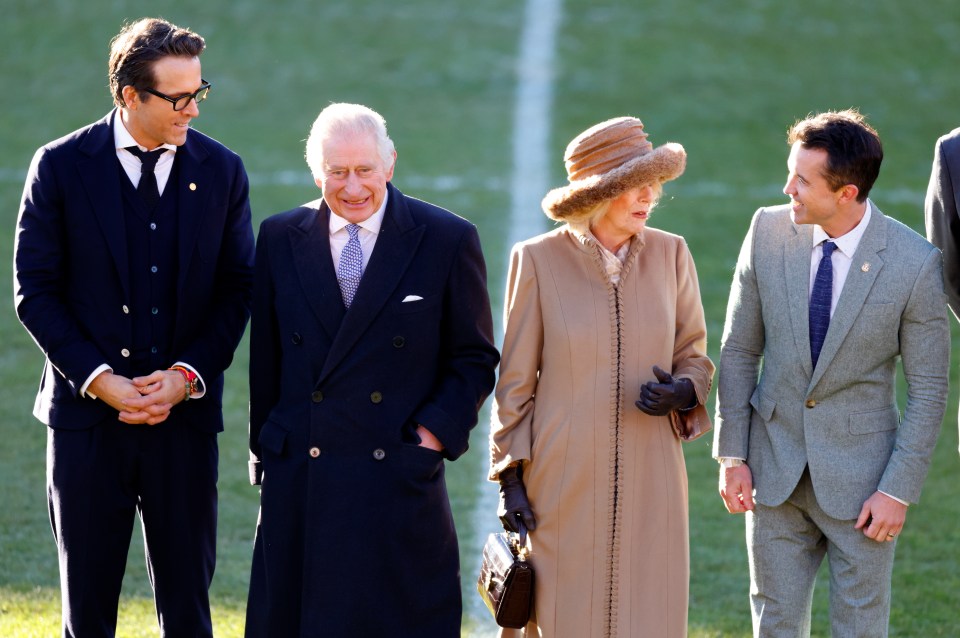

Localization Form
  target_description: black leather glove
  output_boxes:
[497,465,536,533]
[635,365,696,416]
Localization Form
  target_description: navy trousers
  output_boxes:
[47,418,218,638]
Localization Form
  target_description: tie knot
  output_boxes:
[346,223,361,239]
[822,240,837,258]
[126,146,166,173]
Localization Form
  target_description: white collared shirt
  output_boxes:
[327,190,389,274]
[808,202,873,317]
[113,112,178,194]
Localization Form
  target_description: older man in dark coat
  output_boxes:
[245,102,499,637]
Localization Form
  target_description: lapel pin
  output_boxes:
[189,183,197,191]
[861,262,870,272]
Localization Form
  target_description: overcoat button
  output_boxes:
[309,447,321,458]
[392,336,405,348]
[805,399,816,409]
[121,348,131,358]
[291,332,302,345]
[370,391,382,404]
[122,305,130,314]
[372,448,386,460]
[311,390,324,403]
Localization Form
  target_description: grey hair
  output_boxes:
[305,103,395,179]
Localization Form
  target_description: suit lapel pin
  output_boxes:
[861,262,870,272]
[189,183,197,191]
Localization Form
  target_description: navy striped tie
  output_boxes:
[809,240,837,368]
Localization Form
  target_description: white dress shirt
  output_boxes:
[327,191,388,274]
[808,202,872,314]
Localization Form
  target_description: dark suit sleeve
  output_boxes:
[412,224,499,460]
[14,146,106,393]
[175,153,255,383]
[248,219,282,484]
[924,133,960,319]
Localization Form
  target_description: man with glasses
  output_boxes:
[14,17,254,637]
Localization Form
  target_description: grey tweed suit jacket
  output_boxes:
[714,202,949,520]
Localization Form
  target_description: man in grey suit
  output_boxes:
[714,109,949,637]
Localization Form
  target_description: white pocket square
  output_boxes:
[402,295,423,302]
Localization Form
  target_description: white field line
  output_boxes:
[464,0,562,635]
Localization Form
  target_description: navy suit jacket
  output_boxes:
[14,110,255,432]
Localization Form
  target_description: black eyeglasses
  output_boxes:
[142,80,212,111]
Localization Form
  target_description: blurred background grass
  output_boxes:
[1,1,958,636]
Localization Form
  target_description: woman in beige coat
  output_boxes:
[490,117,714,638]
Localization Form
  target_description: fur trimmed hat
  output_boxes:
[541,116,686,222]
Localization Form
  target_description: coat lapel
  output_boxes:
[175,131,214,296]
[78,111,130,299]
[808,204,886,389]
[785,221,815,377]
[318,184,425,381]
[289,201,346,340]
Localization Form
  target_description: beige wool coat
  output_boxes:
[490,225,714,638]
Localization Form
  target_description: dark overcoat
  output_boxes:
[246,184,499,637]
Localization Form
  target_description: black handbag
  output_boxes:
[477,519,534,629]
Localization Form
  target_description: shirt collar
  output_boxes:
[113,110,178,154]
[812,200,872,258]
[327,189,389,236]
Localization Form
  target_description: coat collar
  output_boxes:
[289,183,426,382]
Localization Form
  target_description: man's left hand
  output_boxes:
[416,425,445,452]
[854,491,907,543]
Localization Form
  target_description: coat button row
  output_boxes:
[805,399,817,408]
[310,391,381,403]
[308,448,385,460]
[312,391,323,403]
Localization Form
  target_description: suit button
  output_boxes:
[392,336,405,348]
[370,391,382,404]
[291,332,302,345]
[312,390,324,403]
[121,348,131,358]
[309,447,321,458]
[372,448,386,460]
[122,305,130,314]
[805,399,816,408]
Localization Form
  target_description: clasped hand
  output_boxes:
[89,369,188,425]
[635,365,695,416]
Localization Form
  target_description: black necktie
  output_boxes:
[126,146,167,211]
[809,240,837,368]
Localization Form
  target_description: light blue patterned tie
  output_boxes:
[338,223,363,307]
[809,240,837,368]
